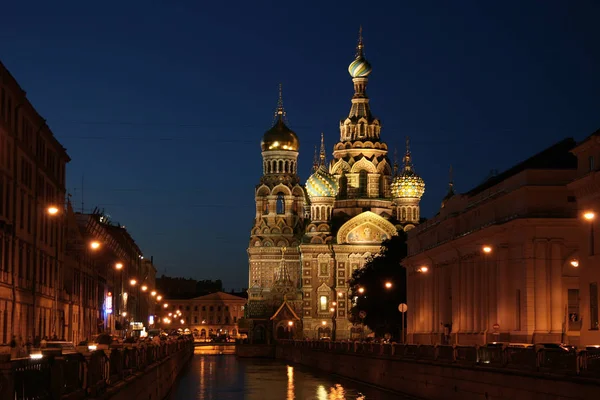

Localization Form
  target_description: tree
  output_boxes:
[348,232,407,338]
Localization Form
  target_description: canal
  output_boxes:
[168,349,415,399]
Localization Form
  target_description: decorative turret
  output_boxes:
[391,137,425,228]
[330,28,393,206]
[306,134,338,224]
[260,84,300,186]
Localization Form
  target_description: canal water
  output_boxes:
[167,350,413,399]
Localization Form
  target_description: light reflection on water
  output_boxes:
[168,352,408,400]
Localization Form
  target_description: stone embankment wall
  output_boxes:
[276,344,600,400]
[236,344,275,358]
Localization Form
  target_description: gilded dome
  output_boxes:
[306,165,339,198]
[348,56,372,78]
[391,170,425,199]
[261,117,299,152]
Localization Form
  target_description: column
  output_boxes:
[534,240,548,332]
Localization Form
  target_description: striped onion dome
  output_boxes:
[306,165,339,198]
[348,56,372,78]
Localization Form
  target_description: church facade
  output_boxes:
[246,31,425,341]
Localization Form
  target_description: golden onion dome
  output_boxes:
[391,170,425,199]
[261,117,299,152]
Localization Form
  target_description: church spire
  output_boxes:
[319,133,326,166]
[312,145,318,172]
[393,148,399,176]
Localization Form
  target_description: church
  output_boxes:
[246,30,426,342]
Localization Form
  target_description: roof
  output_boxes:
[190,291,247,302]
[466,137,577,197]
[270,301,300,321]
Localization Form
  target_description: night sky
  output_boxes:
[1,1,598,290]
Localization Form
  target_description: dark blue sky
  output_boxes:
[1,1,599,290]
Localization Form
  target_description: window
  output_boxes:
[339,174,347,199]
[194,316,198,323]
[194,306,198,311]
[319,295,328,311]
[590,283,599,330]
[568,289,580,331]
[276,193,285,214]
[358,170,368,197]
[515,289,521,331]
[233,316,237,323]
[590,156,595,172]
[186,306,190,311]
[217,317,221,323]
[209,306,214,311]
[225,316,229,323]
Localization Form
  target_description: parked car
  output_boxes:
[42,341,77,355]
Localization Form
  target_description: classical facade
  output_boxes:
[246,31,425,341]
[404,139,581,346]
[0,60,70,343]
[567,129,600,348]
[164,292,246,339]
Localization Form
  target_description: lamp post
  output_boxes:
[584,211,595,256]
[398,303,408,344]
[47,206,62,339]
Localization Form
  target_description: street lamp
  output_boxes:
[418,266,428,273]
[570,259,580,268]
[115,262,123,270]
[163,303,169,308]
[157,295,163,301]
[90,241,101,250]
[47,206,59,215]
[482,245,492,254]
[141,285,148,292]
[358,287,365,295]
[129,279,137,286]
[122,312,127,317]
[151,291,157,297]
[385,281,392,289]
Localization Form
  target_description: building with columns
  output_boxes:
[567,129,600,348]
[246,30,426,341]
[404,138,582,346]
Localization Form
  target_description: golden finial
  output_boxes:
[313,145,318,172]
[448,165,454,190]
[403,136,412,170]
[274,83,286,123]
[356,25,364,58]
[319,132,326,166]
[281,246,287,256]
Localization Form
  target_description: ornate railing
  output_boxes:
[8,337,193,400]
[278,340,600,378]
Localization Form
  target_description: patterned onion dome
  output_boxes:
[391,170,425,199]
[261,117,299,152]
[306,165,339,198]
[348,56,372,78]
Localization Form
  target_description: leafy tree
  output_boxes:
[348,232,407,339]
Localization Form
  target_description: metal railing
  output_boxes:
[278,340,600,378]
[9,337,194,400]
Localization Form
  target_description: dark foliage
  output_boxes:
[348,232,407,338]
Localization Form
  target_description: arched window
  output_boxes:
[402,207,406,220]
[407,208,412,221]
[339,174,348,199]
[278,160,283,173]
[276,193,285,214]
[263,199,269,215]
[359,170,368,197]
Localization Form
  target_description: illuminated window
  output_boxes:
[319,295,328,311]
